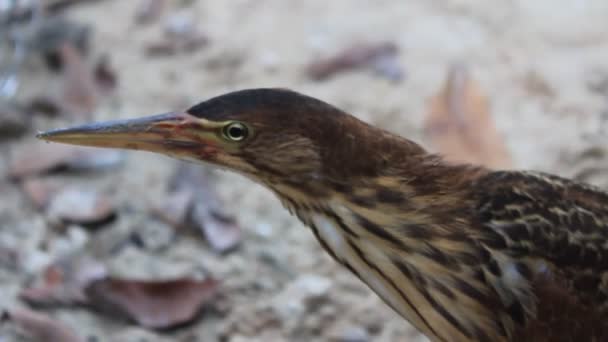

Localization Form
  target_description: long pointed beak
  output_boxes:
[36,112,223,159]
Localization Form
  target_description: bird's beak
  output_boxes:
[36,112,225,160]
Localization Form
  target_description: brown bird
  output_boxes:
[37,88,608,342]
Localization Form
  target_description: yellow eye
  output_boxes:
[222,122,249,141]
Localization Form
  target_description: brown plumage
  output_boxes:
[37,88,608,341]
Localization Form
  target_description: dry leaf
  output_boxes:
[169,163,242,253]
[20,256,107,306]
[59,42,98,117]
[21,255,221,329]
[85,277,219,329]
[152,189,194,228]
[2,307,83,342]
[21,178,61,209]
[307,41,401,81]
[9,143,125,179]
[424,62,512,169]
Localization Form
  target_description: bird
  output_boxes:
[36,88,608,342]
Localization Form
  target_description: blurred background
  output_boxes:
[1,0,608,341]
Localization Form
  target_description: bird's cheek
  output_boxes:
[198,145,219,159]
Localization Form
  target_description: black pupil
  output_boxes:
[228,125,245,139]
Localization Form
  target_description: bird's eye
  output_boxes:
[222,122,249,141]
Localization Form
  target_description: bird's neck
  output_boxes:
[271,158,500,342]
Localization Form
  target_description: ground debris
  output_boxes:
[424,62,512,169]
[58,42,99,117]
[559,145,608,189]
[134,0,167,25]
[0,243,19,270]
[93,55,118,95]
[152,189,193,229]
[26,16,91,71]
[1,307,83,342]
[0,101,30,140]
[20,255,107,306]
[158,163,242,253]
[326,324,370,342]
[217,306,282,340]
[20,254,221,330]
[306,41,403,81]
[129,218,176,252]
[85,276,219,329]
[21,177,61,209]
[271,273,332,325]
[9,143,125,179]
[46,187,116,226]
[5,0,106,25]
[145,12,209,57]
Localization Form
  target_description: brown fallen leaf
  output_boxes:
[424,62,512,169]
[20,256,107,306]
[21,178,61,209]
[21,254,221,329]
[306,41,402,81]
[2,307,83,342]
[58,42,98,117]
[9,143,125,179]
[85,277,219,329]
[169,163,242,253]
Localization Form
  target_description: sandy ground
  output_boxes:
[2,0,608,341]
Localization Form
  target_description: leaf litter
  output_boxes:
[154,163,242,254]
[20,254,221,330]
[424,62,513,169]
[1,307,83,342]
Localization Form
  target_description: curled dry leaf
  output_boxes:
[20,256,107,306]
[21,178,61,209]
[424,62,512,169]
[9,143,125,179]
[46,187,116,226]
[85,277,219,329]
[167,163,242,253]
[306,41,401,81]
[20,254,221,329]
[58,42,98,117]
[2,307,83,342]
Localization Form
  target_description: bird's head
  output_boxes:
[37,88,425,195]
